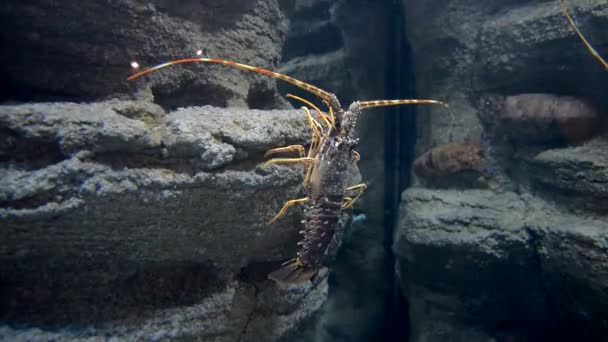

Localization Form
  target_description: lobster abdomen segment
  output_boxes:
[268,196,342,284]
[298,197,342,267]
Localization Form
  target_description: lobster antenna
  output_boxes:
[359,99,455,142]
[359,99,449,110]
[127,57,338,104]
[560,0,608,70]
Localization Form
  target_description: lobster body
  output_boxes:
[269,103,361,283]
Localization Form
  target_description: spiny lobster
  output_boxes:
[128,57,451,284]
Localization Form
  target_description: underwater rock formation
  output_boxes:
[396,188,608,341]
[524,138,608,214]
[0,100,332,340]
[402,0,608,340]
[0,0,290,108]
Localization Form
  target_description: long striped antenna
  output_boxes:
[360,99,453,124]
[359,99,455,140]
[560,0,608,70]
[127,57,339,105]
[359,99,449,110]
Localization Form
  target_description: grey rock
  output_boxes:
[0,99,331,341]
[0,279,328,341]
[524,138,608,213]
[0,0,291,108]
[527,209,608,336]
[396,187,608,341]
[405,0,608,157]
[403,2,608,338]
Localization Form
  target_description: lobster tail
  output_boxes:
[268,259,318,284]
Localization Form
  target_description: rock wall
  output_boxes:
[0,1,347,341]
[0,100,334,341]
[0,0,291,108]
[398,0,608,340]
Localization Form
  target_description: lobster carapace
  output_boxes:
[128,57,451,284]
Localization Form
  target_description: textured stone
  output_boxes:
[0,99,332,341]
[402,2,608,338]
[0,278,329,341]
[396,188,608,341]
[0,0,291,108]
[405,0,608,154]
[524,138,608,213]
[526,204,608,336]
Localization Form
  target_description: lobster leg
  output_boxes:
[286,93,333,129]
[341,183,367,209]
[264,145,306,158]
[267,197,310,225]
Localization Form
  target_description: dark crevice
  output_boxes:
[0,128,67,170]
[0,260,225,327]
[91,149,274,174]
[152,81,236,111]
[0,71,88,104]
[235,262,274,342]
[237,289,258,342]
[0,192,61,211]
[383,0,414,341]
[247,84,280,110]
[238,261,285,284]
[522,226,584,341]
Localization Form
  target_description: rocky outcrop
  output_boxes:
[0,0,291,109]
[405,0,608,151]
[0,0,382,340]
[0,100,333,341]
[525,138,608,214]
[400,0,608,340]
[396,188,608,341]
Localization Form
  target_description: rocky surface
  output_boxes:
[0,275,328,342]
[396,188,608,341]
[400,0,608,341]
[524,138,608,214]
[405,0,608,152]
[0,100,334,341]
[0,0,291,108]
